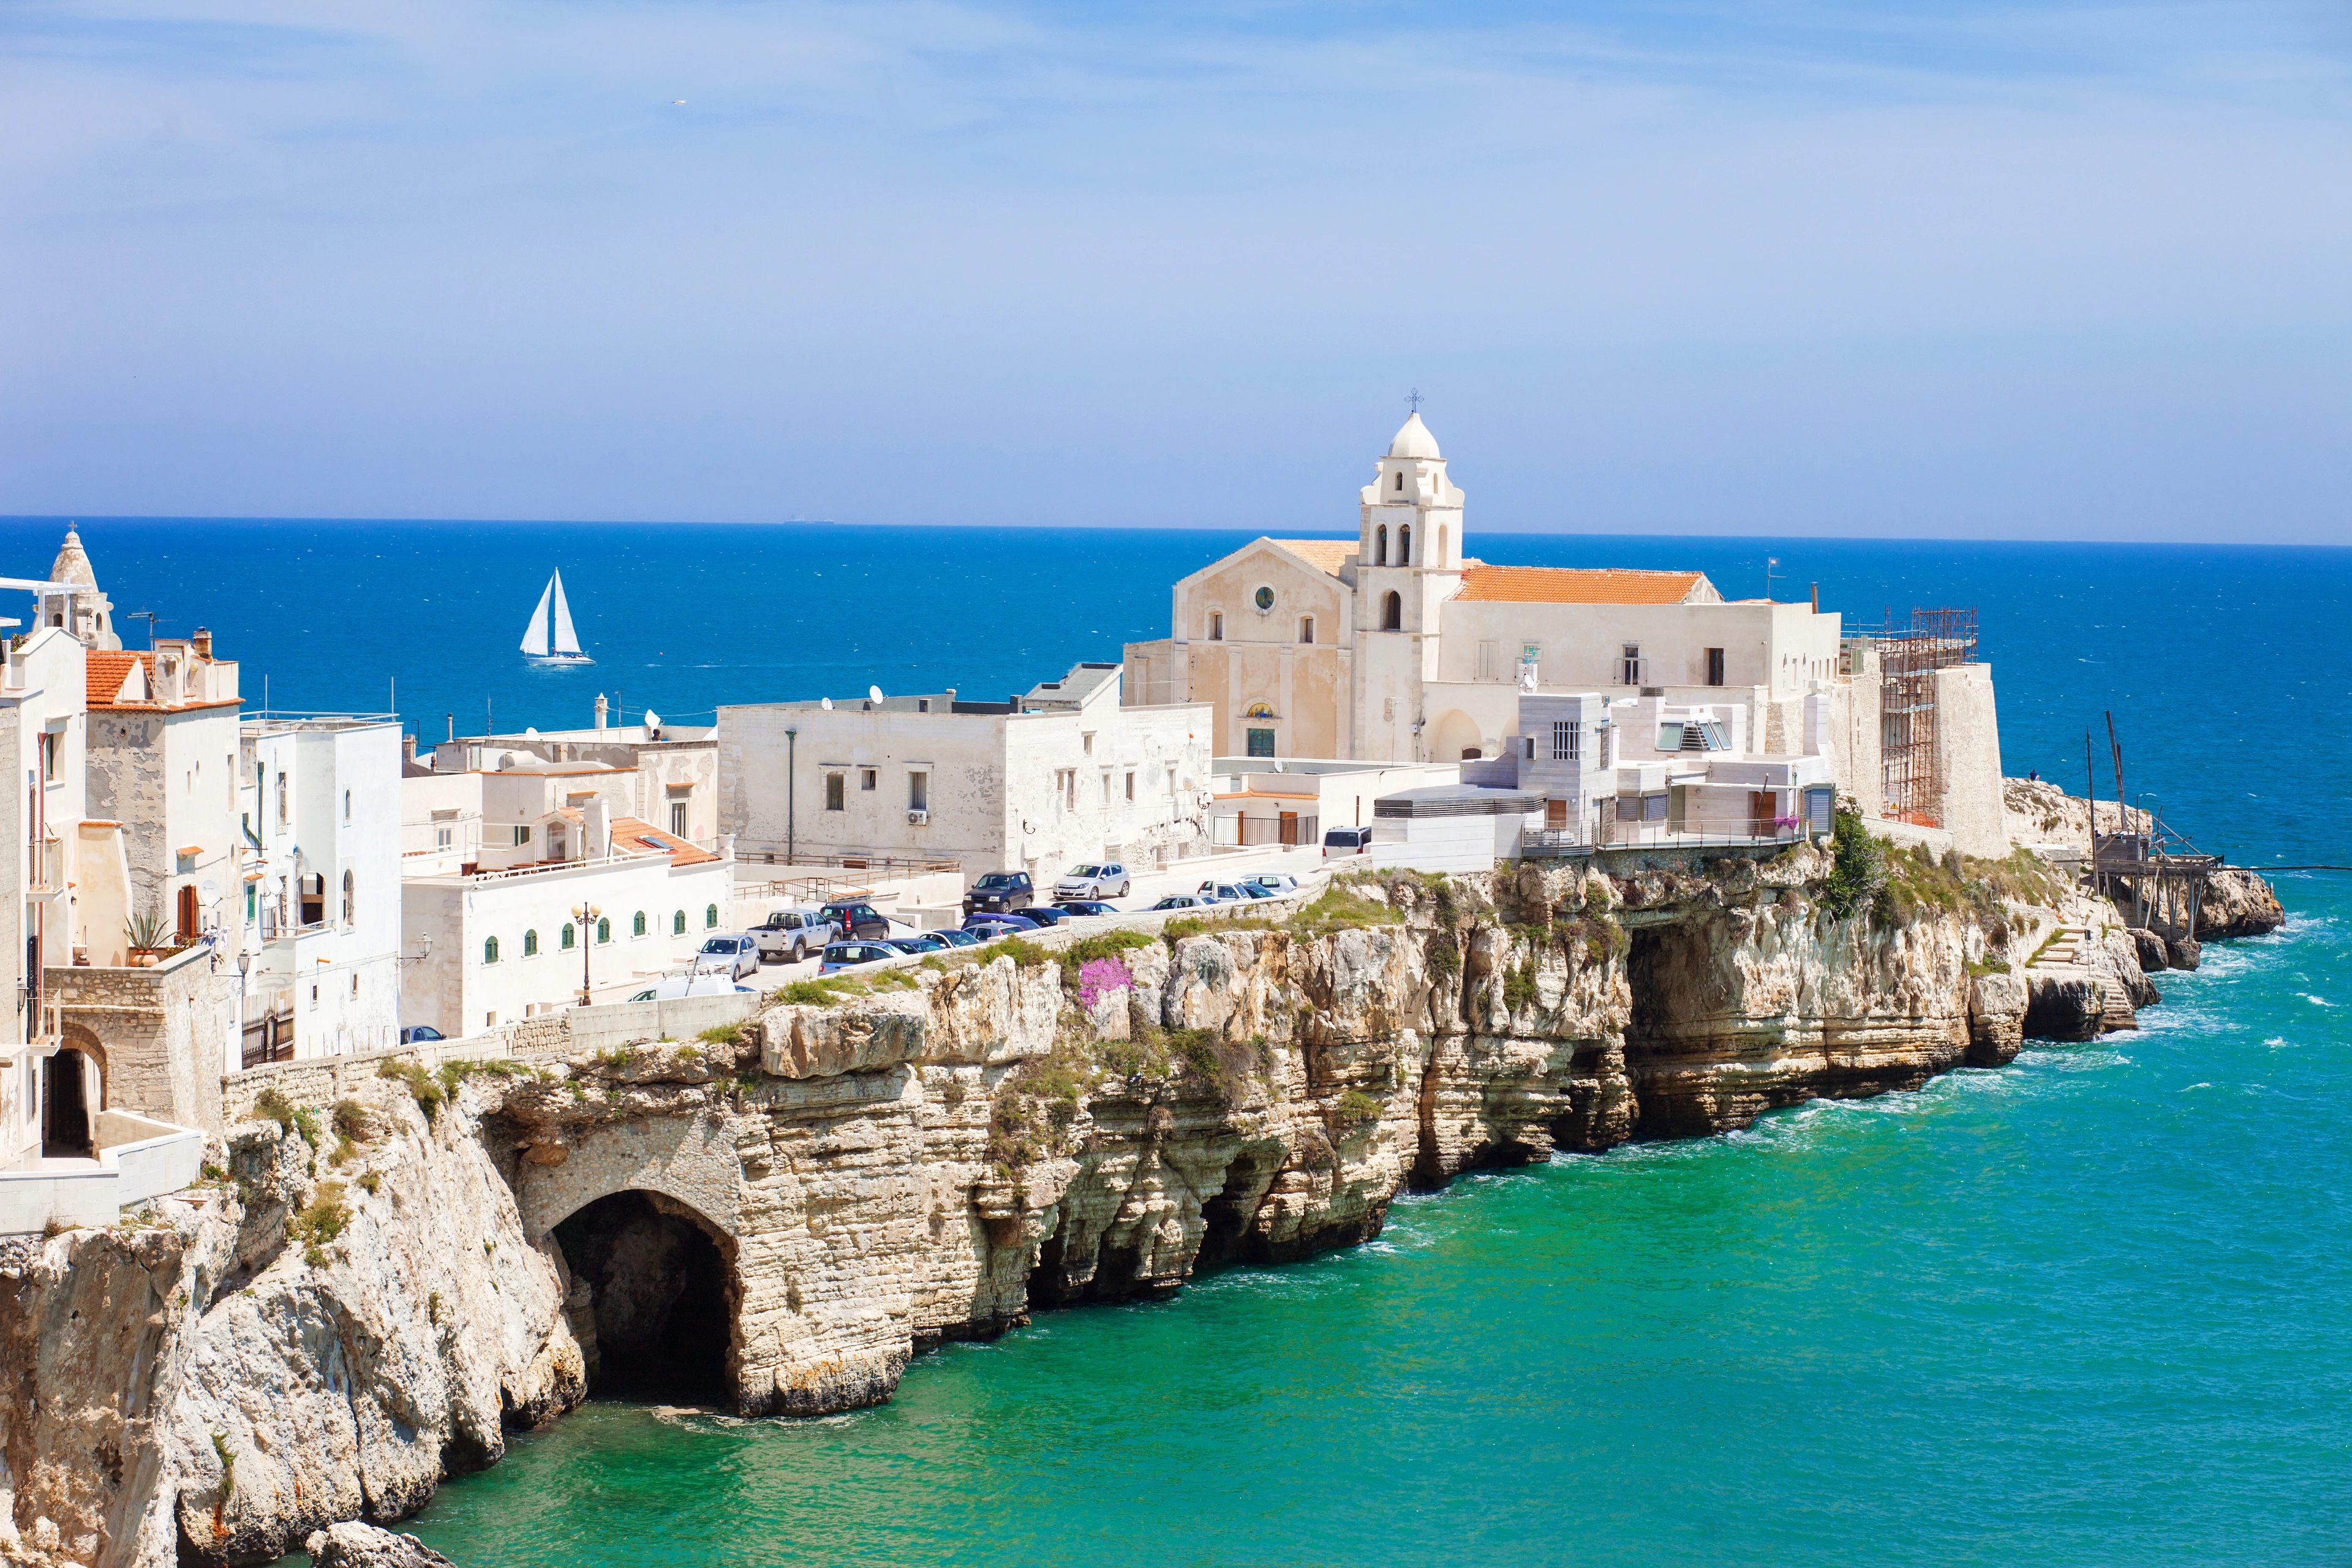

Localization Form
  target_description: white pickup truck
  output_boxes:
[750,907,835,964]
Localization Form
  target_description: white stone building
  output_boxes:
[401,767,733,1038]
[235,715,404,1063]
[83,633,243,948]
[717,662,1216,888]
[432,702,720,846]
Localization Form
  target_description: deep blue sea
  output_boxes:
[8,518,2344,1566]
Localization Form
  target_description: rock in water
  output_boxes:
[305,1521,458,1567]
[2165,936,2202,971]
[2198,869,2285,940]
[2131,929,2169,974]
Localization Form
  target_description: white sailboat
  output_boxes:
[520,571,592,665]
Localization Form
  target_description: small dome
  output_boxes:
[1387,412,1441,461]
[50,527,97,588]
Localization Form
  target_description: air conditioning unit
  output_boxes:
[907,809,930,826]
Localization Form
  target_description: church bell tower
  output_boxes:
[1352,410,1466,760]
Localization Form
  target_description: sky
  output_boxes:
[2,0,2348,541]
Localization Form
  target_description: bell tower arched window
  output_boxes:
[1437,525,1447,565]
[1375,526,1387,565]
[1399,524,1411,566]
[1382,591,1402,631]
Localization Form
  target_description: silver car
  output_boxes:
[693,934,761,981]
[1055,861,1132,900]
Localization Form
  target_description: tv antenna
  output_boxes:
[129,609,165,648]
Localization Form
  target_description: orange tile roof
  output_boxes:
[1451,565,1709,605]
[550,807,718,867]
[1267,539,1356,578]
[85,651,140,706]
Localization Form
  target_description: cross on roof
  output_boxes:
[1406,388,1424,413]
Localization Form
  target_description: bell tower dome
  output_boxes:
[39,526,121,650]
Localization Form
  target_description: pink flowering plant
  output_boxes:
[1075,956,1133,1011]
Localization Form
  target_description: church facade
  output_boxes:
[1123,413,1851,767]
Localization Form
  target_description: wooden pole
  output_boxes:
[2105,710,2126,833]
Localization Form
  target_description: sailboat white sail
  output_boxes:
[521,572,592,664]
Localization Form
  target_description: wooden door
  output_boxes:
[1279,813,1298,846]
[1545,798,1569,831]
[176,883,198,938]
[1750,791,1774,836]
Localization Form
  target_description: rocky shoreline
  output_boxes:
[0,840,2283,1567]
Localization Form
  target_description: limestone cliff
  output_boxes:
[2,845,2234,1565]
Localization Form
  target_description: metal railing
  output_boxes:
[733,850,960,876]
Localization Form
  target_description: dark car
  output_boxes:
[818,941,899,974]
[962,914,1039,940]
[963,871,1034,914]
[1014,903,1075,927]
[886,932,952,954]
[819,899,890,940]
[398,1024,446,1045]
[1054,900,1120,917]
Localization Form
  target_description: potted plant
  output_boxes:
[125,908,167,965]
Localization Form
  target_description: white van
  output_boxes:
[1322,826,1373,858]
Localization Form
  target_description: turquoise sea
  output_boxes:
[3,519,2342,1566]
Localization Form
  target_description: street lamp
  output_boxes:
[573,902,601,1007]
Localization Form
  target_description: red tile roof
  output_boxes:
[85,651,141,706]
[1267,539,1357,578]
[1450,566,1711,605]
[549,807,718,867]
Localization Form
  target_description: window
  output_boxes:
[673,910,687,935]
[513,825,532,846]
[1376,525,1387,565]
[246,883,256,922]
[435,826,453,850]
[1551,720,1580,763]
[706,903,719,929]
[341,869,355,924]
[632,910,647,937]
[1394,470,1403,492]
[825,774,845,811]
[523,929,538,957]
[1620,643,1643,685]
[1382,592,1402,631]
[597,917,611,943]
[1246,728,1275,758]
[549,826,566,859]
[1101,774,1114,804]
[562,922,576,950]
[1706,647,1726,687]
[1298,616,1314,644]
[276,772,288,826]
[1081,732,1093,755]
[1477,641,1498,680]
[671,801,688,835]
[1398,524,1411,564]
[1125,771,1135,801]
[37,731,58,783]
[916,698,929,712]
[1254,586,1274,611]
[909,771,929,810]
[342,789,352,823]
[483,936,500,964]
[860,768,876,791]
[1208,611,1223,641]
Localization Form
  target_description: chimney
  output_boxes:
[402,734,417,762]
[584,797,610,858]
[595,693,608,731]
[1809,583,1819,614]
[192,627,213,660]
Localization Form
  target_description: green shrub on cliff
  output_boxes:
[1291,884,1404,935]
[377,1059,445,1121]
[1502,959,1539,1012]
[1332,1087,1382,1128]
[1822,807,1885,921]
[290,1181,351,1267]
[252,1087,320,1147]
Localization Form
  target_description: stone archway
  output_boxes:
[58,1023,107,1110]
[1426,707,1483,762]
[42,1049,95,1158]
[551,1189,737,1403]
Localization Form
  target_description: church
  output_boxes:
[1122,413,1850,766]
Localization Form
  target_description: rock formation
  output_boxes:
[303,1523,456,1568]
[1,843,2274,1566]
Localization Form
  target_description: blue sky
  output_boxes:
[2,0,2347,540]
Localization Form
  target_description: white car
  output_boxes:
[693,934,761,981]
[1249,873,1303,894]
[1150,894,1213,911]
[1197,881,1250,903]
[752,908,834,963]
[1056,862,1133,900]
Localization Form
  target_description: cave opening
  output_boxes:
[552,1190,735,1405]
[1622,923,1712,1140]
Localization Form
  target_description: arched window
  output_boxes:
[523,928,538,957]
[1382,591,1402,631]
[1208,611,1223,641]
[706,903,720,929]
[672,910,687,935]
[341,870,355,925]
[1298,616,1315,645]
[597,917,611,944]
[483,935,500,964]
[562,922,576,950]
[1398,524,1411,565]
[1394,470,1403,492]
[1437,524,1447,564]
[631,910,647,937]
[1375,525,1387,565]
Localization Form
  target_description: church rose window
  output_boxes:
[1254,586,1274,611]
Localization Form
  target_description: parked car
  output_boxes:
[963,871,1035,914]
[887,932,952,954]
[1197,881,1250,903]
[1247,873,1302,894]
[752,907,835,963]
[818,940,901,974]
[398,1024,445,1044]
[1323,826,1373,858]
[1230,882,1276,900]
[1054,900,1121,917]
[1015,904,1076,927]
[1150,894,1212,911]
[819,899,891,940]
[1054,862,1131,900]
[694,934,761,981]
[933,928,984,948]
[627,976,756,1001]
[962,914,1039,940]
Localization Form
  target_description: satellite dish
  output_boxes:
[523,726,538,737]
[869,685,884,704]
[643,710,662,729]
[820,697,833,710]
[198,880,219,898]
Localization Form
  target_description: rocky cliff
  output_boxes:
[1,844,2222,1566]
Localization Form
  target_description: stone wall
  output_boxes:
[1933,663,2007,858]
[45,947,235,1137]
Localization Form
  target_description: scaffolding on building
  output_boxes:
[1870,607,1978,828]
